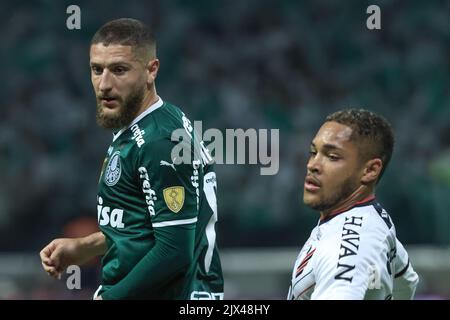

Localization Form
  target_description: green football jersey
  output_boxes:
[95,98,224,300]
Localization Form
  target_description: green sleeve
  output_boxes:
[101,224,194,300]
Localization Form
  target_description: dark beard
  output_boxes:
[306,176,358,212]
[96,85,145,129]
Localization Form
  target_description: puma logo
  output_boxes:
[160,158,177,171]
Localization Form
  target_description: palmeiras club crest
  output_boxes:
[104,151,122,186]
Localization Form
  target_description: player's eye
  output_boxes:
[328,154,340,161]
[309,150,317,157]
[113,66,127,75]
[91,66,103,75]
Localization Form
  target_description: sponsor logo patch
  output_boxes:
[163,186,185,213]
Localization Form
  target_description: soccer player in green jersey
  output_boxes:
[39,18,224,300]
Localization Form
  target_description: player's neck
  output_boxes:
[320,185,375,220]
[136,88,159,118]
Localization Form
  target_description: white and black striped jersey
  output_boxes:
[288,196,419,300]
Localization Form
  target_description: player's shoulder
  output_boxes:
[343,201,397,249]
[138,100,186,141]
[322,200,395,243]
[315,201,396,271]
[132,100,192,154]
[342,199,393,225]
[136,101,196,166]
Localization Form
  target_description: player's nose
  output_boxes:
[98,70,113,92]
[307,155,321,174]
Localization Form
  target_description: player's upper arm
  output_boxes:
[393,238,419,300]
[137,137,198,227]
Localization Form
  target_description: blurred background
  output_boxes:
[1,0,449,299]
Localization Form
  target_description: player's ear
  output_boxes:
[146,58,159,86]
[361,158,382,184]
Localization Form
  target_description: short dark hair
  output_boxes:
[325,109,394,182]
[91,18,156,60]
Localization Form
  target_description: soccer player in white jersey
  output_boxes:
[288,109,419,300]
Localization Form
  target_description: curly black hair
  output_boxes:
[326,109,394,182]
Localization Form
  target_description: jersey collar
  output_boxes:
[112,97,164,142]
[318,195,376,225]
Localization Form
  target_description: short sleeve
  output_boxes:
[137,137,199,228]
[393,238,419,299]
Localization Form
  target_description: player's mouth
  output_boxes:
[304,175,321,192]
[99,96,120,108]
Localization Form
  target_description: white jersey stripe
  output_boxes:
[152,217,198,228]
[93,285,102,299]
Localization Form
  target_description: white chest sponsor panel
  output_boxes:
[288,202,407,300]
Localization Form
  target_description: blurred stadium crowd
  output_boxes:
[0,0,449,298]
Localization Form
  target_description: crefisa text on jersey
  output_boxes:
[131,123,145,148]
[178,304,270,317]
[138,166,157,216]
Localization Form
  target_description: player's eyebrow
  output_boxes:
[90,61,132,68]
[322,143,342,151]
[310,142,343,152]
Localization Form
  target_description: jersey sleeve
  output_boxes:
[392,238,419,300]
[101,137,198,300]
[138,137,199,226]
